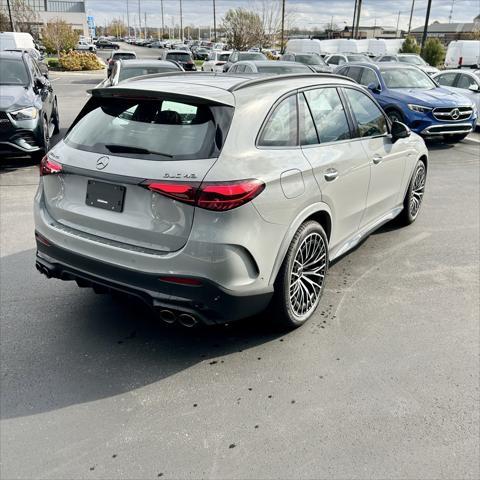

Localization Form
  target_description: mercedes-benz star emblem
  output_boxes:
[96,156,109,170]
[451,108,460,120]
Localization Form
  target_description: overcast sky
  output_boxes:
[84,0,479,31]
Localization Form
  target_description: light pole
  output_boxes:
[351,0,358,39]
[407,0,415,34]
[179,0,183,42]
[421,0,432,53]
[160,0,164,39]
[354,0,362,39]
[6,0,14,31]
[395,11,401,38]
[126,0,130,38]
[137,0,141,39]
[280,0,286,53]
[213,0,217,42]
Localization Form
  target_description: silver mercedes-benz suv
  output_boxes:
[34,72,428,328]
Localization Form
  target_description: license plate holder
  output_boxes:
[86,180,125,213]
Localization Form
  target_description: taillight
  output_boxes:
[197,180,265,211]
[39,155,62,176]
[458,56,463,66]
[145,181,197,204]
[142,179,264,211]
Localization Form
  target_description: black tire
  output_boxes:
[386,109,404,124]
[89,47,94,52]
[271,221,329,329]
[443,133,468,143]
[52,98,60,135]
[398,159,427,225]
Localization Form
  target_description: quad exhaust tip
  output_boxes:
[36,261,52,279]
[158,309,198,327]
[159,309,176,324]
[177,313,198,328]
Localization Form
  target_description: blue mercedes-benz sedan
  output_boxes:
[336,62,477,143]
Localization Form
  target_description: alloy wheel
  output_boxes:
[409,164,426,219]
[289,232,327,317]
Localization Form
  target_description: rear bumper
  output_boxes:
[35,236,273,325]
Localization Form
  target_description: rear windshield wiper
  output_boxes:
[105,144,173,158]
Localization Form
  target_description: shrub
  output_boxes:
[400,36,421,54]
[421,38,445,67]
[59,51,104,71]
[46,58,59,68]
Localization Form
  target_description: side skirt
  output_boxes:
[329,205,404,262]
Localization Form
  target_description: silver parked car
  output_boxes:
[227,60,313,74]
[433,69,480,119]
[35,73,428,329]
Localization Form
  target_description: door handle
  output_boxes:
[372,154,383,164]
[324,168,338,182]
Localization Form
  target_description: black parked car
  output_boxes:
[0,51,59,160]
[95,39,120,50]
[158,50,197,71]
[193,47,210,60]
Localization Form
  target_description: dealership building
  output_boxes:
[0,0,88,36]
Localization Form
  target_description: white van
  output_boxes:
[445,40,480,68]
[285,39,324,55]
[0,32,36,51]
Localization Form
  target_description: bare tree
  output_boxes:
[0,0,39,34]
[222,8,264,50]
[250,0,296,48]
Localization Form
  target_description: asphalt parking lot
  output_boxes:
[1,54,479,479]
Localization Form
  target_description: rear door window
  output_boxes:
[456,73,478,89]
[304,88,351,143]
[346,66,362,82]
[343,88,388,138]
[66,97,233,160]
[360,68,379,87]
[258,95,297,147]
[298,93,319,145]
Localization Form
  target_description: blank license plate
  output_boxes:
[86,180,125,212]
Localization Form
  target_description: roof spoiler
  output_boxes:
[87,86,233,107]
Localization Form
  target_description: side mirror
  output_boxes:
[367,82,381,93]
[391,121,411,143]
[34,76,46,91]
[468,83,480,92]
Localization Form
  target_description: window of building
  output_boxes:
[47,1,85,13]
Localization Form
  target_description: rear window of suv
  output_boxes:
[113,53,136,60]
[65,96,233,161]
[166,52,191,62]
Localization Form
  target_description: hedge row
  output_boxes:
[58,51,104,71]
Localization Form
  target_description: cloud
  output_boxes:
[85,0,479,31]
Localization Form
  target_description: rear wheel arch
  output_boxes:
[270,205,332,285]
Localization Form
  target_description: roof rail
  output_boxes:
[227,73,356,92]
